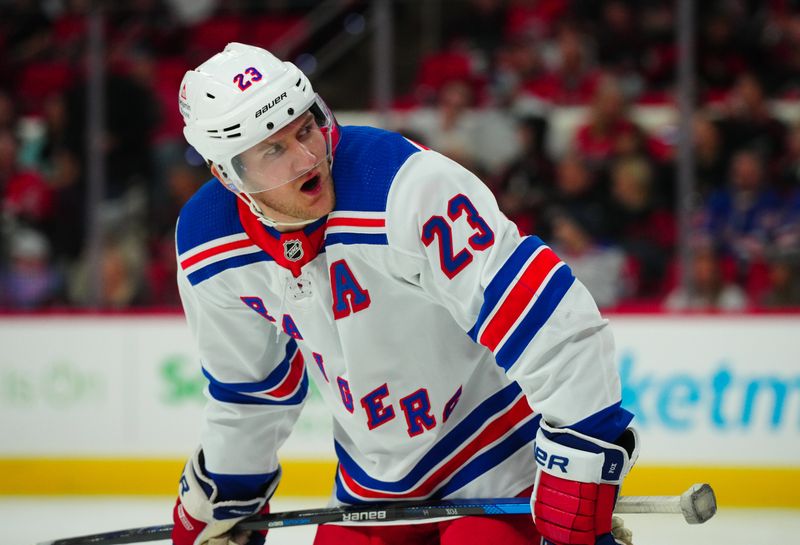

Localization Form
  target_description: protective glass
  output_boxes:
[232,96,334,194]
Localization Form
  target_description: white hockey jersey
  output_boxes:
[175,125,632,505]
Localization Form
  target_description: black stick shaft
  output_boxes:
[38,498,531,545]
[40,487,714,545]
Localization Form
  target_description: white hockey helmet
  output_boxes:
[179,42,336,194]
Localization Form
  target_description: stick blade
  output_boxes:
[680,483,717,524]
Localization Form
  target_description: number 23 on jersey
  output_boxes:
[421,193,494,279]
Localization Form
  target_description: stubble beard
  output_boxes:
[255,173,335,227]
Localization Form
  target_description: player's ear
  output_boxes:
[209,162,238,194]
[209,162,223,183]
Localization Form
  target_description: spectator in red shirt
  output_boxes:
[522,23,602,105]
[0,129,54,229]
[505,0,570,41]
[572,76,639,168]
[495,33,549,108]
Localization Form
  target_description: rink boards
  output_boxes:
[0,313,797,507]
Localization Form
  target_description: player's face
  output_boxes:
[238,113,335,229]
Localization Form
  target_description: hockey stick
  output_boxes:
[613,483,717,524]
[37,483,716,545]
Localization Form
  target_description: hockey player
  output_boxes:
[171,42,639,545]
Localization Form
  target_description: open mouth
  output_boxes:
[300,175,321,194]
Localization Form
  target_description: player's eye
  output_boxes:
[298,122,314,137]
[262,144,283,158]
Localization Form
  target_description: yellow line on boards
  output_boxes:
[0,458,335,497]
[0,459,797,508]
[621,465,800,508]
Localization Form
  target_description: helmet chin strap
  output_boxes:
[237,192,320,230]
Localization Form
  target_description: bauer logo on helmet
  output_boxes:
[255,92,288,118]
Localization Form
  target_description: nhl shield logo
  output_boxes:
[283,239,304,262]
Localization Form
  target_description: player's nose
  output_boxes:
[289,139,319,172]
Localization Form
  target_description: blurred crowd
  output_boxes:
[0,0,799,312]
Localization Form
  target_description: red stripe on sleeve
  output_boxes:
[479,248,561,352]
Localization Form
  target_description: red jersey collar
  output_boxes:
[236,198,327,278]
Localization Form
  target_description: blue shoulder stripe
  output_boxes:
[177,179,244,256]
[332,126,421,213]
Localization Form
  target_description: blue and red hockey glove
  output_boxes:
[172,448,279,545]
[530,421,639,545]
